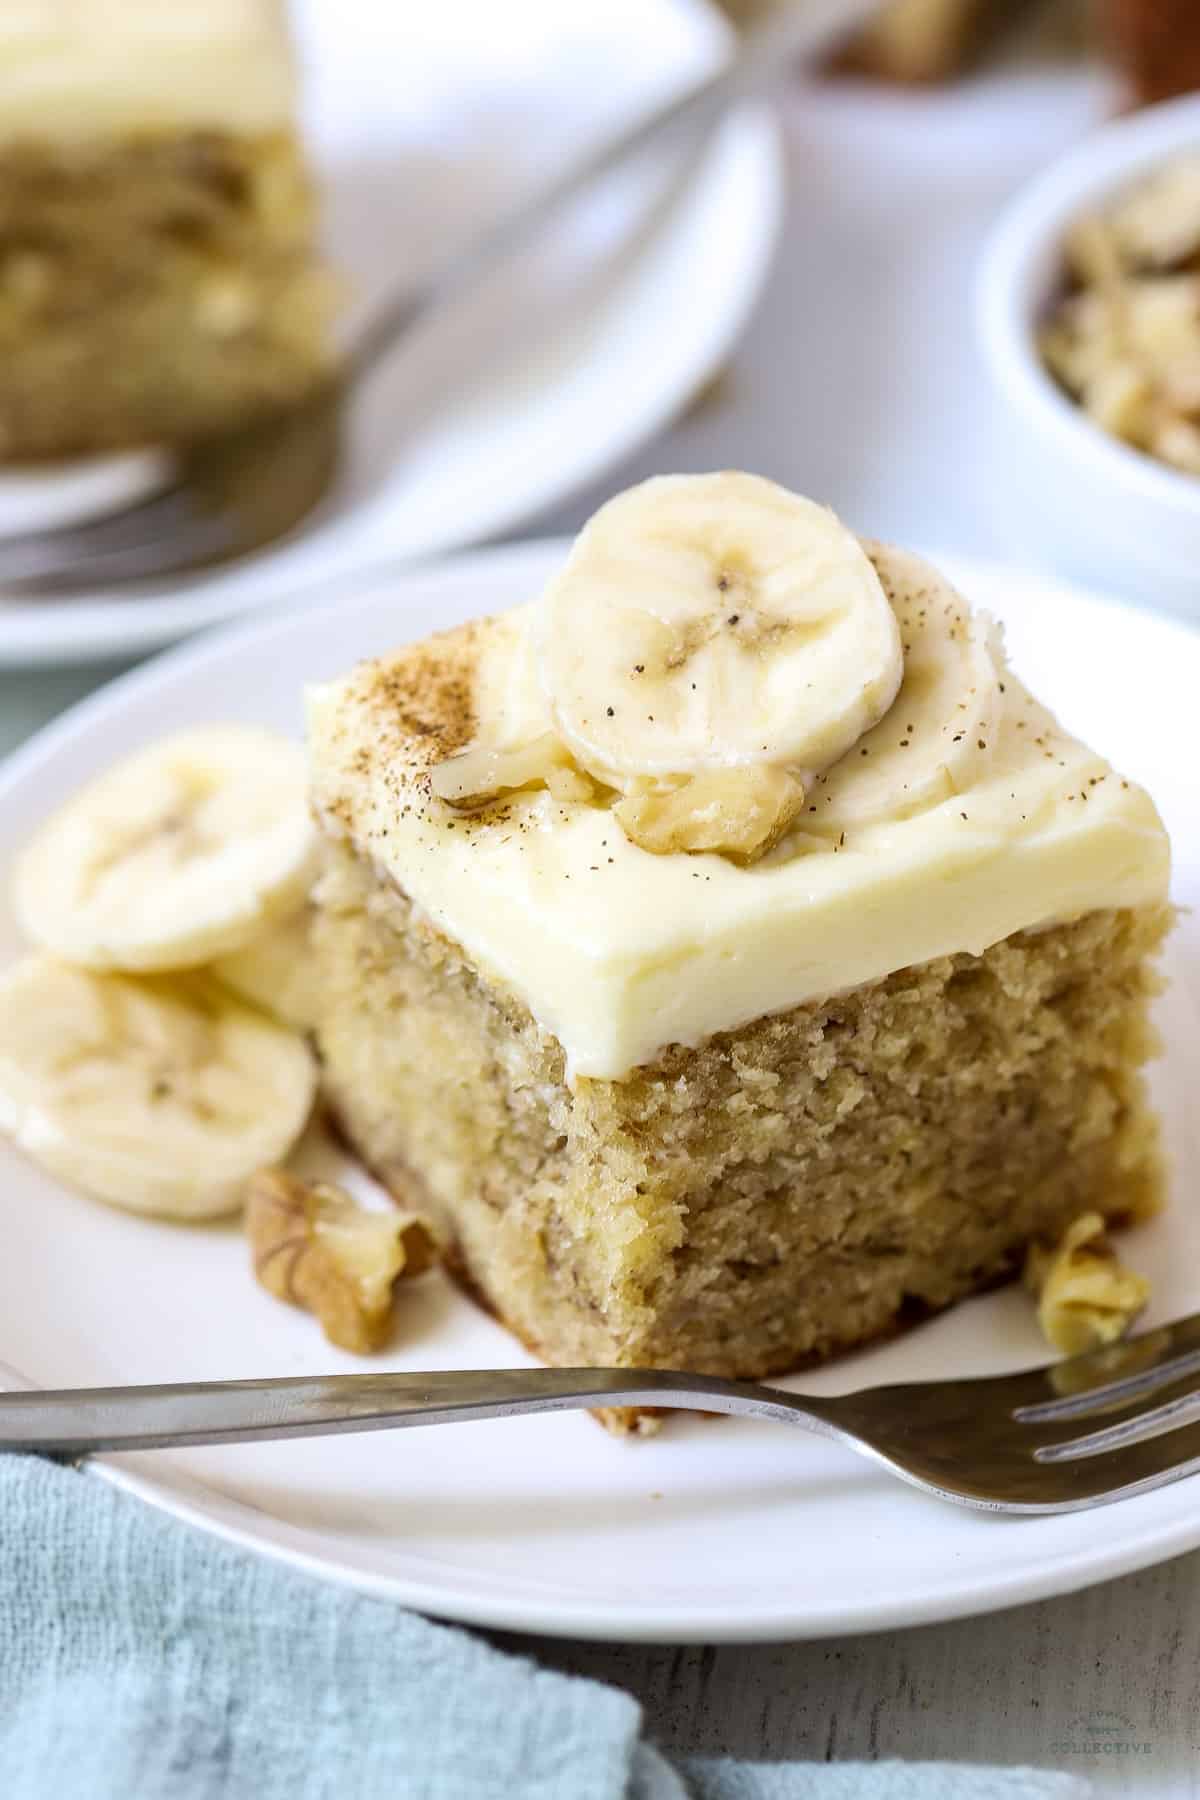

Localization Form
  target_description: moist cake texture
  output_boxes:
[0,1,332,459]
[316,848,1167,1384]
[308,477,1171,1411]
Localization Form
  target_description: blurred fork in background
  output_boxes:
[0,0,882,598]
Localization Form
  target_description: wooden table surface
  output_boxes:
[500,1550,1200,1791]
[2,59,1198,1799]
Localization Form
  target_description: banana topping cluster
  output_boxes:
[430,472,1022,864]
[310,487,1167,1081]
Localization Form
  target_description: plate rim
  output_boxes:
[82,1445,1200,1644]
[0,97,784,670]
[4,540,1200,1644]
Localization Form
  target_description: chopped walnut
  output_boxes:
[1040,154,1200,478]
[1024,1211,1150,1357]
[430,733,591,810]
[613,766,806,863]
[247,1168,438,1353]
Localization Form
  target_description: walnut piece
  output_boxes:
[1024,1211,1150,1357]
[247,1168,438,1353]
[1040,155,1200,479]
[429,733,593,810]
[613,766,806,863]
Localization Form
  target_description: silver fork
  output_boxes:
[7,1313,1200,1512]
[0,0,880,596]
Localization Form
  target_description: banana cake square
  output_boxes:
[307,475,1171,1413]
[0,0,333,460]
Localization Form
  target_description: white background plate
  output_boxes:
[0,542,1196,1644]
[0,0,781,668]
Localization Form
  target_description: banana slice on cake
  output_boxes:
[0,956,316,1220]
[806,544,1009,830]
[533,472,903,787]
[13,725,318,972]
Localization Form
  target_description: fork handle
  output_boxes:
[348,0,880,377]
[0,1368,838,1455]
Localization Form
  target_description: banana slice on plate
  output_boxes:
[533,471,903,787]
[213,906,320,1034]
[13,725,318,973]
[0,956,317,1220]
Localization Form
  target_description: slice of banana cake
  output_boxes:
[0,0,333,460]
[308,473,1171,1409]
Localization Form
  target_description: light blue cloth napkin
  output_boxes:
[0,1455,1089,1800]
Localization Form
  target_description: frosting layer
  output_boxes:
[308,546,1170,1081]
[0,1,294,140]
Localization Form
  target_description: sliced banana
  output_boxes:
[213,906,321,1034]
[0,956,317,1220]
[13,725,318,973]
[533,472,903,787]
[805,545,1007,832]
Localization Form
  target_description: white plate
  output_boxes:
[0,542,1197,1644]
[0,0,782,669]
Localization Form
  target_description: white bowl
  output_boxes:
[976,95,1200,621]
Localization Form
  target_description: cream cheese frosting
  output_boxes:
[307,541,1170,1082]
[0,1,295,141]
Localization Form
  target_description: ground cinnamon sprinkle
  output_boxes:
[352,622,485,774]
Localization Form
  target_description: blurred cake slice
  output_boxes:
[0,0,334,460]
